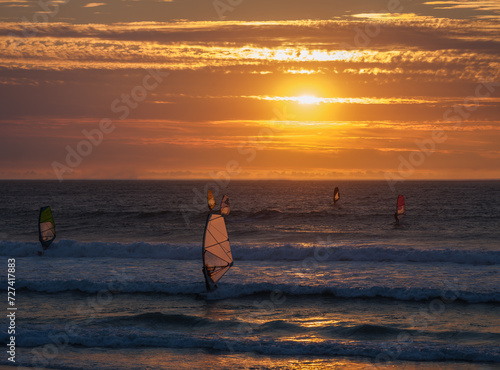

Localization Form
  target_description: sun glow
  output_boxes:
[297,95,320,105]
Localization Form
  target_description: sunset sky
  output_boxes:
[1,0,499,180]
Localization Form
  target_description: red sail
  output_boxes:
[397,195,405,216]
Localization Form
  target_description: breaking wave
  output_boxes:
[1,240,499,265]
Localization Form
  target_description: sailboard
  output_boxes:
[396,195,406,218]
[39,206,56,250]
[333,187,340,203]
[202,193,233,292]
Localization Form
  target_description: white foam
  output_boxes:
[1,239,498,265]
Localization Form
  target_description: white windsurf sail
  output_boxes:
[202,192,233,292]
[39,206,56,250]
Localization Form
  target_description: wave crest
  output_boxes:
[1,240,498,265]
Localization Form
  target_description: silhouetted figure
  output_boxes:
[394,212,399,225]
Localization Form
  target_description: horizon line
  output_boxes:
[1,178,499,182]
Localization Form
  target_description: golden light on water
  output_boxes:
[301,319,342,328]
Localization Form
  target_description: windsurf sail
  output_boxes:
[207,190,215,210]
[333,187,340,203]
[202,191,233,292]
[397,195,406,217]
[220,194,230,216]
[39,206,56,250]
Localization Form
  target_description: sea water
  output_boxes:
[0,180,499,369]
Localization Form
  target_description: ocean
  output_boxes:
[1,180,499,369]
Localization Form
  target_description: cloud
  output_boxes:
[424,1,500,13]
[1,114,498,180]
[1,33,498,84]
[0,18,498,82]
[1,17,499,45]
[83,2,107,7]
[244,96,440,105]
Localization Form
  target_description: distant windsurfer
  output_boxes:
[394,212,399,225]
[394,195,405,225]
[333,187,340,204]
[38,206,56,256]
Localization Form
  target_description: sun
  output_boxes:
[297,95,321,105]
